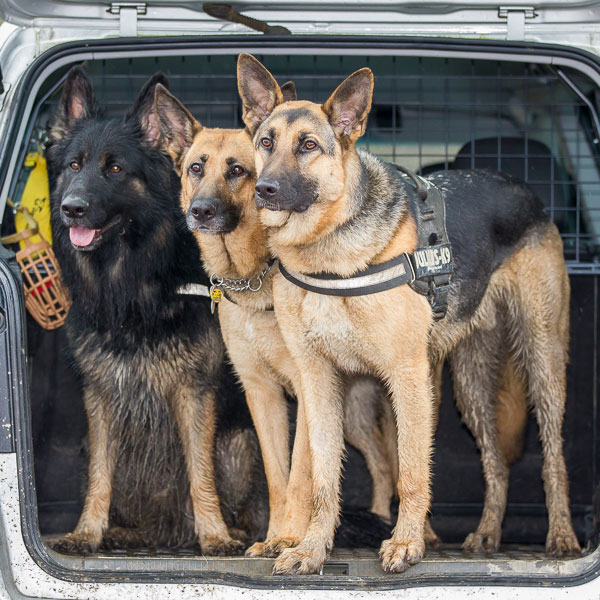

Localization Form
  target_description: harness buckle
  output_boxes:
[428,276,451,320]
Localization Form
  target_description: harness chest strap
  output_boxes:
[407,180,453,319]
[278,167,453,320]
[279,253,415,296]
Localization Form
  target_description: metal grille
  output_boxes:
[35,53,600,269]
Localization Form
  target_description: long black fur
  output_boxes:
[47,67,266,549]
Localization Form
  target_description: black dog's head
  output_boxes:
[48,67,171,253]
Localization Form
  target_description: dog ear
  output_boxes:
[237,54,283,135]
[322,68,374,144]
[50,66,97,143]
[154,84,200,170]
[281,81,297,102]
[126,73,170,147]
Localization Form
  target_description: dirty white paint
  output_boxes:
[0,453,600,599]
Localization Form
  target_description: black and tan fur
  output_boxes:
[153,83,419,558]
[236,53,580,574]
[46,68,265,555]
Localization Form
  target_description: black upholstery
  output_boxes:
[451,137,576,233]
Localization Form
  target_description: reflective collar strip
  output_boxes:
[176,282,275,311]
[177,283,210,297]
[279,253,416,297]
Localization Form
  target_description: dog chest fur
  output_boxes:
[274,272,425,374]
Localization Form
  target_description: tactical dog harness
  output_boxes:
[278,165,454,320]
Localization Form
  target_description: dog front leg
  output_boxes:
[273,360,345,575]
[379,352,434,573]
[52,387,116,554]
[172,385,244,555]
[261,392,314,557]
[238,372,291,555]
[248,391,313,558]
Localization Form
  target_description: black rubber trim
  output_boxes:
[0,245,24,453]
[3,33,600,591]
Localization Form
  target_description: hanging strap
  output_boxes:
[1,199,39,246]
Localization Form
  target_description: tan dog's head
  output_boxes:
[154,84,256,235]
[154,81,297,236]
[237,53,374,219]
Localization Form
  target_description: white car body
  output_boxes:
[1,2,600,598]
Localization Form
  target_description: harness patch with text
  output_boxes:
[412,243,453,279]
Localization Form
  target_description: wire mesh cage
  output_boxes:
[33,53,600,270]
[13,50,600,570]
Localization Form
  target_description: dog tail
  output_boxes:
[214,427,268,543]
[496,354,529,465]
[335,509,393,548]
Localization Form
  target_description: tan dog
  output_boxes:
[153,83,412,557]
[236,53,580,574]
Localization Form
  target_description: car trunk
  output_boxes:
[0,19,600,593]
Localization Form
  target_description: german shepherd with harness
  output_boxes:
[47,67,266,554]
[153,82,424,557]
[237,53,580,574]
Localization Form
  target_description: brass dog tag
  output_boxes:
[210,285,223,314]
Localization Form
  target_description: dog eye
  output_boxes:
[69,161,80,171]
[303,140,318,151]
[190,163,202,174]
[260,138,272,149]
[110,164,122,174]
[230,165,245,176]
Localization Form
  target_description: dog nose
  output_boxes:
[255,178,280,198]
[61,197,89,219]
[189,200,216,223]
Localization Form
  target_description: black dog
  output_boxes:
[46,67,266,554]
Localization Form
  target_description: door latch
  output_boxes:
[108,2,147,37]
[498,6,537,41]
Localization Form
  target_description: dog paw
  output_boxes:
[546,532,581,557]
[228,527,250,543]
[100,526,144,550]
[245,541,269,558]
[50,531,101,555]
[424,521,441,549]
[378,538,424,573]
[462,531,500,555]
[201,536,245,556]
[272,544,327,575]
[246,536,300,558]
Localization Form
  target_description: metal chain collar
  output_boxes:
[209,260,274,293]
[208,260,275,314]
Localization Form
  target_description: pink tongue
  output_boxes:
[70,227,96,247]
